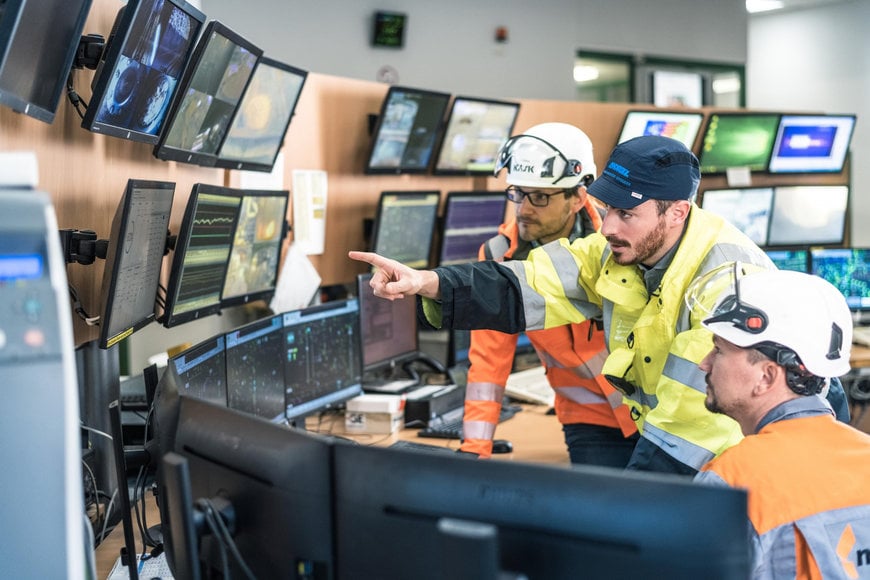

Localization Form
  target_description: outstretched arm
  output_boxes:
[348,251,441,300]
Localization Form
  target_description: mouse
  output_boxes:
[492,439,513,454]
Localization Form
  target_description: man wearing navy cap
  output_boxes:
[350,135,831,474]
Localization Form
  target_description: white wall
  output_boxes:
[747,0,869,245]
[201,0,747,101]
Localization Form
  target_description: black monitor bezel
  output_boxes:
[97,178,175,349]
[369,190,441,269]
[436,190,507,266]
[219,188,289,308]
[363,85,451,175]
[698,111,782,175]
[616,109,705,151]
[0,0,93,124]
[160,182,242,328]
[767,113,857,175]
[80,0,207,144]
[153,20,263,167]
[431,95,520,176]
[213,56,309,172]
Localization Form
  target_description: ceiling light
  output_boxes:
[746,0,784,14]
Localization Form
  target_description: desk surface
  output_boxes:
[93,402,564,578]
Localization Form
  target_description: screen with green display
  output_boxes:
[698,113,780,174]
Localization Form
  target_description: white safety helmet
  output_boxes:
[693,264,853,392]
[494,122,596,189]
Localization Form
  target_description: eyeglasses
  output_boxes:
[505,186,569,207]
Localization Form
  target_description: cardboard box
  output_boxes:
[345,394,405,434]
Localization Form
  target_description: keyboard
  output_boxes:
[362,377,418,394]
[388,439,458,454]
[417,404,521,440]
[854,326,870,347]
[504,365,554,406]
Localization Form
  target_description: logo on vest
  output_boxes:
[836,523,869,578]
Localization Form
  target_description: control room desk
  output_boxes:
[93,403,566,578]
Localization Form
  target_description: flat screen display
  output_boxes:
[225,315,287,422]
[433,96,520,175]
[364,86,450,174]
[767,185,848,247]
[370,191,440,268]
[220,190,288,308]
[765,249,809,273]
[81,0,206,143]
[810,248,870,311]
[437,191,506,266]
[698,113,780,174]
[215,57,308,172]
[357,272,418,372]
[0,0,93,123]
[170,336,227,406]
[617,110,704,150]
[154,20,261,166]
[98,179,175,349]
[161,184,241,328]
[768,114,856,174]
[699,187,774,246]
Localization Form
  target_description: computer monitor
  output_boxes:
[80,0,205,143]
[617,110,704,150]
[437,191,506,266]
[215,57,308,172]
[0,0,92,123]
[370,191,440,268]
[699,187,774,246]
[97,179,175,349]
[357,272,419,373]
[432,96,520,175]
[154,20,262,166]
[169,335,227,407]
[768,114,856,174]
[159,395,336,579]
[332,444,751,579]
[161,183,242,328]
[698,112,781,174]
[765,248,809,273]
[283,299,364,426]
[225,314,287,423]
[767,185,848,247]
[220,189,289,308]
[810,248,870,311]
[364,85,451,174]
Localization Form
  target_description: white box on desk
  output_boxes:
[345,394,405,434]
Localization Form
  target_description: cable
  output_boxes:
[198,498,257,580]
[68,284,100,326]
[100,489,118,545]
[65,72,88,119]
[82,458,102,531]
[81,423,113,441]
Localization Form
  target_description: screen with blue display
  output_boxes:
[225,314,286,422]
[170,335,227,406]
[765,249,809,273]
[810,248,870,311]
[768,114,855,174]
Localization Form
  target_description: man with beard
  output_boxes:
[349,135,782,474]
[694,267,870,579]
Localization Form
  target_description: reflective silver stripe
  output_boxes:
[662,352,708,394]
[500,261,547,330]
[623,389,658,409]
[484,237,510,261]
[606,390,625,410]
[462,420,498,440]
[602,300,614,344]
[552,385,609,405]
[641,424,716,470]
[793,504,870,577]
[753,523,797,579]
[571,350,607,379]
[465,381,505,402]
[542,243,588,302]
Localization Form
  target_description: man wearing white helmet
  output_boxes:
[461,123,638,464]
[694,266,870,579]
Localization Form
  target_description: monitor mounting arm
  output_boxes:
[59,229,108,265]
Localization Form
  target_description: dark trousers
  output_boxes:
[562,423,639,468]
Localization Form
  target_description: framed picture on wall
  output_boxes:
[651,70,704,108]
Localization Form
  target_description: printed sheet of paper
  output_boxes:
[292,169,328,255]
[270,242,322,314]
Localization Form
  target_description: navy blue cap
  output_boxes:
[587,135,700,209]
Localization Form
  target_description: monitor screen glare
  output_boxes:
[768,114,856,174]
[700,187,774,246]
[617,110,704,150]
[433,96,520,175]
[767,185,848,247]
